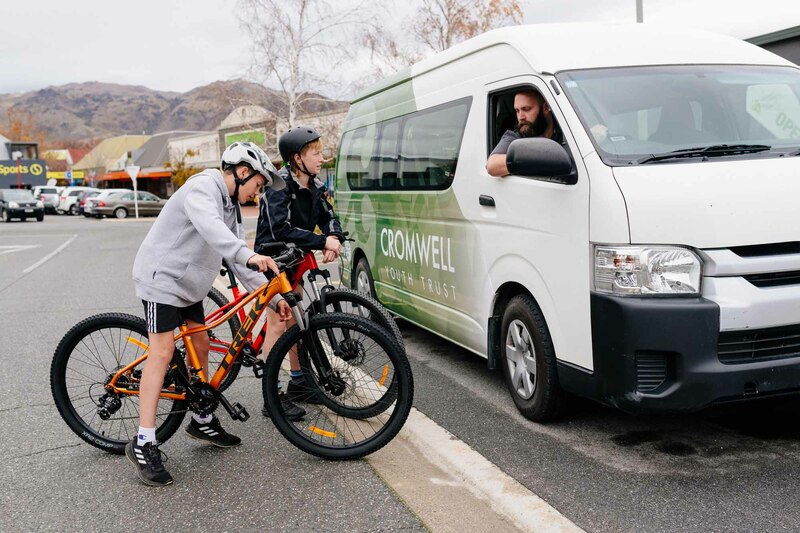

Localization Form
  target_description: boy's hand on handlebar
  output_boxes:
[247,254,280,275]
[323,235,342,263]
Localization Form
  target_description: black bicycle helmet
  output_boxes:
[278,126,322,164]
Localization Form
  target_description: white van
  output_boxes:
[335,23,800,421]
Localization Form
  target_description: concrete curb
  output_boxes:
[400,409,584,533]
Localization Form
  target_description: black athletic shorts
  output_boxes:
[142,300,205,333]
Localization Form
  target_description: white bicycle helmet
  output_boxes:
[221,141,285,191]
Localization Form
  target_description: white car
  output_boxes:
[32,186,60,213]
[83,188,132,218]
[57,186,99,215]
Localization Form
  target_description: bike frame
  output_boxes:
[105,269,298,400]
[206,252,328,356]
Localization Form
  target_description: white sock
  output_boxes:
[137,427,156,446]
[193,413,213,424]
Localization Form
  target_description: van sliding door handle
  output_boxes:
[479,195,495,207]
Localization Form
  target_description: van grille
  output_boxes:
[635,353,667,392]
[744,270,800,288]
[729,241,800,257]
[718,324,800,364]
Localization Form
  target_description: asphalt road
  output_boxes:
[2,212,800,532]
[0,214,423,532]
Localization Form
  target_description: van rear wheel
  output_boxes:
[353,257,376,299]
[500,294,563,422]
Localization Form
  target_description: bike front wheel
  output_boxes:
[263,312,413,460]
[51,313,187,454]
[321,288,402,343]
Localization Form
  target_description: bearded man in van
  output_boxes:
[486,89,562,177]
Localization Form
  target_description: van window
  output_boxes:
[377,120,400,189]
[558,65,800,165]
[340,125,377,190]
[341,97,471,191]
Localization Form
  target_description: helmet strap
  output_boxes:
[295,154,317,180]
[230,166,259,224]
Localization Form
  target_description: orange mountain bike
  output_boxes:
[203,247,402,393]
[50,246,413,460]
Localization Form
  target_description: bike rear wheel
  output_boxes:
[203,287,242,391]
[51,313,187,454]
[263,313,413,460]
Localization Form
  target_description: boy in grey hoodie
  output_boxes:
[127,142,285,487]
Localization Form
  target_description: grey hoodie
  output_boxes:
[132,169,264,307]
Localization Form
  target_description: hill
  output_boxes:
[0,80,345,142]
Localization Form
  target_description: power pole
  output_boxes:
[636,0,644,22]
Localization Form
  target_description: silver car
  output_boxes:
[83,188,132,218]
[94,191,166,219]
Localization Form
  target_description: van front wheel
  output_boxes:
[500,294,563,422]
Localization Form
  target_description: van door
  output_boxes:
[471,76,593,370]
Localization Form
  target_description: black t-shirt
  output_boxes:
[490,128,564,156]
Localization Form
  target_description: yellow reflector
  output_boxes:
[126,337,149,351]
[309,426,337,438]
[379,364,389,387]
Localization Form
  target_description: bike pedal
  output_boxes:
[252,359,266,378]
[230,403,249,422]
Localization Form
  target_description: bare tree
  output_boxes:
[412,0,523,52]
[362,0,523,79]
[240,0,371,127]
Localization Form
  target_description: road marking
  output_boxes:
[0,245,40,256]
[398,409,584,533]
[23,234,78,274]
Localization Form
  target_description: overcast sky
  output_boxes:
[0,0,798,96]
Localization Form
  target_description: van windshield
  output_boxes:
[557,65,800,165]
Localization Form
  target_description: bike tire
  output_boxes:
[263,313,413,460]
[203,287,242,392]
[322,288,402,343]
[51,313,187,455]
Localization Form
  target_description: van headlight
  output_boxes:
[594,245,702,295]
[8,201,19,208]
[36,201,44,208]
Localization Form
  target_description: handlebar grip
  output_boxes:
[247,263,260,271]
[255,242,288,256]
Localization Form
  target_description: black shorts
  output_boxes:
[142,300,205,333]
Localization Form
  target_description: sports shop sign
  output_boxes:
[0,159,47,185]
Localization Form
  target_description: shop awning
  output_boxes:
[99,170,171,181]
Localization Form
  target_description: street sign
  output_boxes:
[126,165,141,218]
[125,165,140,181]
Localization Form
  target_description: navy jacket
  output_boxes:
[255,167,343,253]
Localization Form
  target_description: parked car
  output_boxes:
[0,189,44,222]
[58,186,99,215]
[32,186,60,213]
[77,190,100,216]
[94,191,167,219]
[83,188,132,218]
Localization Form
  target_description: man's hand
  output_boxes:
[322,235,342,263]
[247,253,280,275]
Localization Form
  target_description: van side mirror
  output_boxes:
[506,138,576,184]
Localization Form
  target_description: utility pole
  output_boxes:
[636,0,644,22]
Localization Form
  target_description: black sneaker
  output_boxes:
[262,392,306,421]
[286,378,323,405]
[185,417,242,448]
[126,439,173,487]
